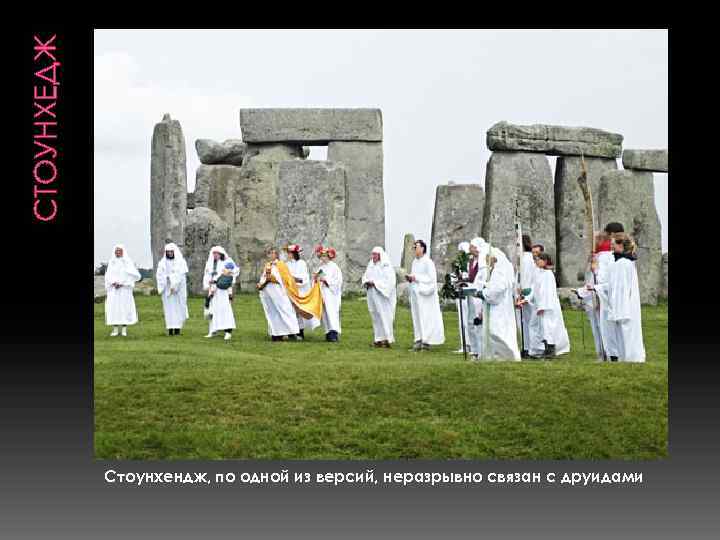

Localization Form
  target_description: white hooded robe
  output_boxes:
[317,260,343,334]
[203,247,238,333]
[286,257,320,331]
[526,267,570,356]
[409,254,445,345]
[362,247,397,343]
[258,261,301,337]
[156,242,189,329]
[104,244,140,326]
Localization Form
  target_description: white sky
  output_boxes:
[94,29,668,268]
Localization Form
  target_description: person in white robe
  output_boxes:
[576,232,617,361]
[465,237,490,359]
[155,242,189,335]
[454,241,472,353]
[587,234,645,362]
[474,247,520,361]
[284,244,320,338]
[257,247,301,341]
[202,246,238,340]
[406,240,445,351]
[521,253,570,358]
[314,246,343,342]
[516,234,537,358]
[105,244,141,336]
[362,246,397,347]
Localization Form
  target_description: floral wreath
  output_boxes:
[314,244,336,259]
[285,243,303,254]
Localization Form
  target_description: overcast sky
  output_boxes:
[94,29,668,268]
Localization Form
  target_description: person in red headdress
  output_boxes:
[284,244,320,339]
[313,245,343,342]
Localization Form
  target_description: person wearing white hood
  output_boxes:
[406,240,445,351]
[453,241,471,353]
[362,246,397,347]
[156,242,189,336]
[202,246,238,340]
[465,237,490,358]
[474,246,521,360]
[105,244,141,336]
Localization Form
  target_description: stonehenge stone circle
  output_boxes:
[482,152,555,263]
[597,169,663,304]
[431,183,485,279]
[487,121,623,158]
[622,149,668,173]
[554,155,618,287]
[240,108,383,144]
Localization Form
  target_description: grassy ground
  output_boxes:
[94,294,667,460]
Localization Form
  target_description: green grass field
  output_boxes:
[94,294,667,460]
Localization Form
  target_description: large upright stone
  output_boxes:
[195,139,246,166]
[151,113,187,268]
[431,183,484,279]
[622,149,668,173]
[554,156,618,287]
[240,108,383,144]
[401,233,416,271]
[327,141,384,288]
[192,164,217,208]
[487,121,623,158]
[183,207,231,295]
[597,169,663,304]
[482,152,555,263]
[277,160,348,278]
[661,253,668,299]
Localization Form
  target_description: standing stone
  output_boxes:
[277,160,348,278]
[554,156,618,287]
[622,149,668,173]
[195,139,247,166]
[150,113,187,268]
[327,141,384,288]
[192,164,217,208]
[661,252,668,299]
[240,108,383,144]
[597,169,663,304]
[431,183,484,279]
[401,233,416,271]
[487,121,623,158]
[183,207,231,295]
[482,152,555,263]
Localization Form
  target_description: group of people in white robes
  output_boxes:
[579,223,646,362]
[102,220,645,363]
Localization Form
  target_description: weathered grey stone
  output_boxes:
[661,252,668,299]
[277,160,348,279]
[482,152,555,264]
[240,108,383,144]
[195,139,247,166]
[487,121,623,158]
[94,276,106,303]
[622,149,668,173]
[597,169,663,304]
[401,233,416,271]
[243,143,306,165]
[183,207,231,295]
[302,147,311,159]
[431,183,485,279]
[554,156,619,287]
[151,113,187,269]
[194,164,240,209]
[202,159,281,291]
[557,287,583,310]
[186,192,195,210]
[327,141,384,288]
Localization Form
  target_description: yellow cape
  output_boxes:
[273,260,323,320]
